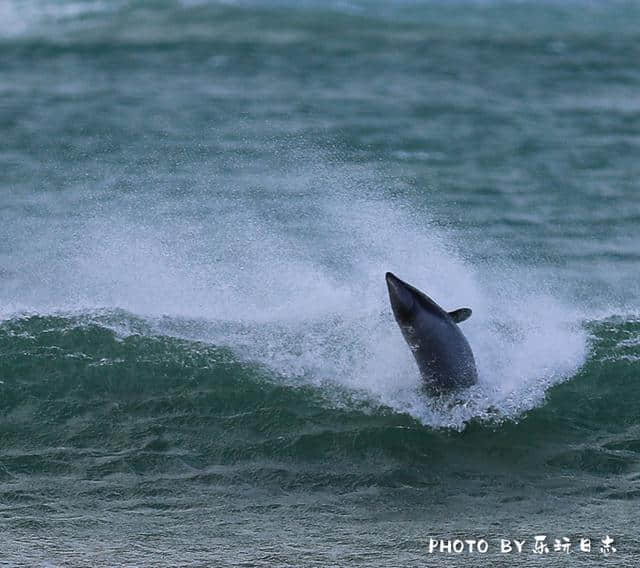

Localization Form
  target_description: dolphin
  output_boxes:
[385,272,477,395]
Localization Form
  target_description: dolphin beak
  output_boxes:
[386,272,414,315]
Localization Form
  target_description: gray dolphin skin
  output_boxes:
[386,272,478,395]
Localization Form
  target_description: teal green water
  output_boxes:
[1,1,640,565]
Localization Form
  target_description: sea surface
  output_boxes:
[1,1,640,566]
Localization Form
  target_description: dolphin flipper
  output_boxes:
[448,308,472,323]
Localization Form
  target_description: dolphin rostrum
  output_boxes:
[386,272,477,394]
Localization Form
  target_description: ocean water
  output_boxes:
[1,0,640,565]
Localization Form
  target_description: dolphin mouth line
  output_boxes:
[385,271,405,296]
[385,271,398,284]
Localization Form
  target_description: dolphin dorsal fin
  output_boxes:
[448,308,472,323]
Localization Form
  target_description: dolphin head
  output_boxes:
[385,271,415,321]
[385,272,445,327]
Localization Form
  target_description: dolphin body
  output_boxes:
[385,272,477,395]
